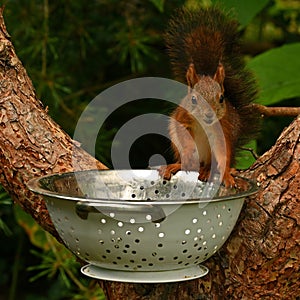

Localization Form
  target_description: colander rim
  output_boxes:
[26,169,259,205]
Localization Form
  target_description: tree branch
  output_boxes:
[252,103,300,117]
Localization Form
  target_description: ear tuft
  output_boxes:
[213,63,225,93]
[186,63,199,88]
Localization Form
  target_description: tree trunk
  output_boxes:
[0,8,299,300]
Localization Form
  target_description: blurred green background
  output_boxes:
[0,0,299,299]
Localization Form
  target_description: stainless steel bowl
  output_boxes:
[27,169,258,283]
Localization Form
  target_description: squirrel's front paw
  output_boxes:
[222,172,236,188]
[198,166,211,182]
[158,163,181,180]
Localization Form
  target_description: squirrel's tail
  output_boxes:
[165,6,259,145]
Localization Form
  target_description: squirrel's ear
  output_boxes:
[186,63,199,89]
[213,63,225,93]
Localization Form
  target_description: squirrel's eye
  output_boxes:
[219,95,224,103]
[191,95,197,104]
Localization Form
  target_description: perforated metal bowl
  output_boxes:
[27,169,258,283]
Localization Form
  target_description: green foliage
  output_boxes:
[0,185,13,236]
[248,43,300,105]
[212,0,271,27]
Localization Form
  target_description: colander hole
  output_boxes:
[151,181,155,185]
[207,219,211,224]
[70,226,75,232]
[182,240,187,245]
[113,262,117,265]
[162,180,167,185]
[140,186,144,190]
[130,259,135,263]
[147,198,152,201]
[131,194,136,198]
[101,218,106,224]
[222,236,226,240]
[126,231,131,235]
[195,256,200,259]
[165,194,170,198]
[203,241,207,246]
[197,246,202,251]
[118,222,124,227]
[111,230,115,235]
[154,190,159,194]
[123,250,127,253]
[85,252,90,257]
[192,218,198,224]
[117,257,121,260]
[102,255,106,259]
[152,252,157,257]
[214,245,218,250]
[219,221,223,226]
[197,228,202,233]
[98,229,102,234]
[194,243,199,247]
[99,240,104,244]
[173,185,177,189]
[181,193,186,197]
[155,223,161,228]
[182,249,188,253]
[146,215,152,221]
[114,245,120,249]
[217,214,221,218]
[138,226,144,232]
[124,265,129,268]
[130,218,136,224]
[157,243,163,248]
[142,258,147,261]
[185,229,191,235]
[212,234,216,239]
[222,205,226,210]
[137,265,142,268]
[134,239,140,244]
[204,253,208,257]
[106,249,111,253]
[109,212,115,218]
[178,261,183,264]
[158,232,165,238]
[185,263,190,266]
[173,256,178,260]
[202,211,207,216]
[228,208,231,212]
[194,237,198,241]
[125,244,130,248]
[75,238,79,243]
[158,257,164,261]
[148,263,154,266]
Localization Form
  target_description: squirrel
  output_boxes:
[160,6,259,188]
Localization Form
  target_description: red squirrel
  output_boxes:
[160,7,259,187]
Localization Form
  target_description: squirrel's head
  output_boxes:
[185,63,226,125]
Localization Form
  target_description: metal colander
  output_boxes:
[27,169,258,283]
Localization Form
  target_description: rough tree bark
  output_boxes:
[0,8,299,300]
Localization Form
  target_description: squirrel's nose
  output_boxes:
[204,110,214,119]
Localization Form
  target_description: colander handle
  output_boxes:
[75,201,166,223]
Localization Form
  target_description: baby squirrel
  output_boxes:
[160,6,259,187]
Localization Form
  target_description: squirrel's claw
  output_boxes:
[158,163,181,180]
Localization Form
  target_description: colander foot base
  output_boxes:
[81,264,209,283]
